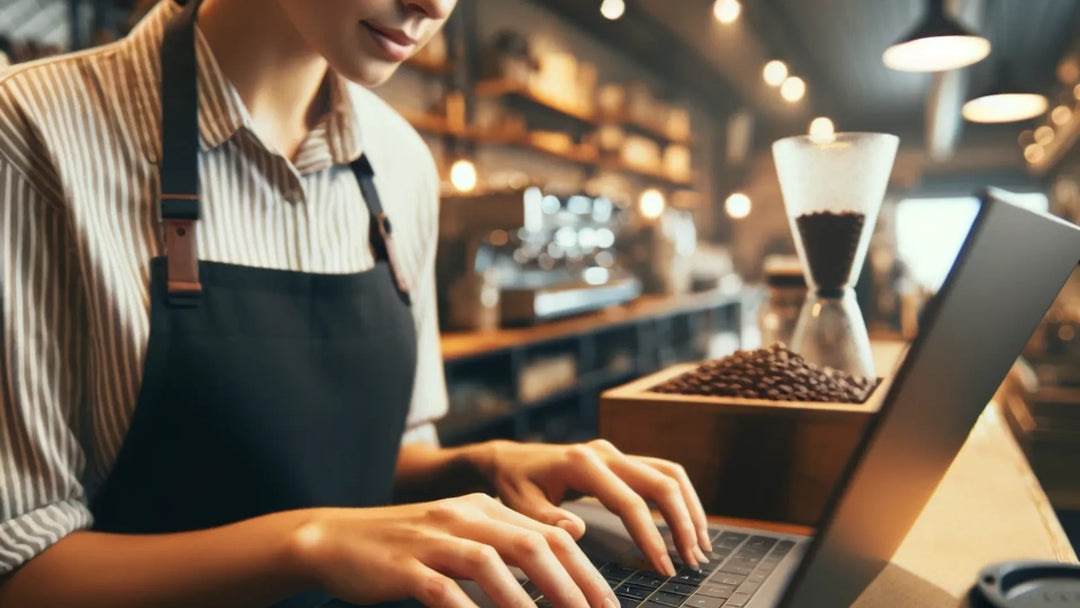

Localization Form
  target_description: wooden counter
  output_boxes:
[440,291,743,361]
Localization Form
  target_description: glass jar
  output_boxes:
[758,263,807,348]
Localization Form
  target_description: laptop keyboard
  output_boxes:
[521,528,796,608]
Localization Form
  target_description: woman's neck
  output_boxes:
[197,0,329,160]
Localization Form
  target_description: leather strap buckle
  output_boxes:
[374,213,412,299]
[164,216,201,305]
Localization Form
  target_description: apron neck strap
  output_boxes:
[160,0,203,306]
[351,155,412,305]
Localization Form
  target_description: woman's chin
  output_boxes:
[333,56,401,88]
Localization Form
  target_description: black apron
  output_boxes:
[89,2,418,607]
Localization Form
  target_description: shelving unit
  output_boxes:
[437,292,744,446]
[475,78,598,126]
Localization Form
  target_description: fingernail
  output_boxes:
[662,555,677,577]
[603,597,616,608]
[557,519,579,535]
[699,531,713,552]
[694,546,709,564]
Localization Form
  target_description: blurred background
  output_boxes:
[3,0,1080,544]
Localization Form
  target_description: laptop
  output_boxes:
[466,188,1080,608]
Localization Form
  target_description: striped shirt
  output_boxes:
[0,0,446,574]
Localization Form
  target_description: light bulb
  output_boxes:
[724,192,751,219]
[450,159,477,192]
[808,117,835,143]
[763,60,788,87]
[1035,125,1055,146]
[1051,105,1072,126]
[639,189,665,219]
[713,0,741,24]
[1024,144,1045,164]
[600,0,625,21]
[781,76,806,102]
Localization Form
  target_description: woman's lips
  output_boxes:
[362,22,417,62]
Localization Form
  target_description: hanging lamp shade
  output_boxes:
[883,0,990,72]
[962,67,1048,123]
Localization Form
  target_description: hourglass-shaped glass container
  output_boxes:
[772,132,899,377]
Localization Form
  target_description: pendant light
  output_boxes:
[883,0,990,72]
[962,65,1048,124]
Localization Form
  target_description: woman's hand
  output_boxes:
[295,493,618,608]
[489,439,711,576]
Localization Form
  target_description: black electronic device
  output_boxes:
[970,561,1080,607]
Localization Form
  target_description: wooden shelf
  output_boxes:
[618,116,692,146]
[476,79,597,126]
[403,54,452,75]
[441,291,742,361]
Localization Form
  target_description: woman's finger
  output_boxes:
[473,496,617,608]
[564,445,675,576]
[603,455,702,569]
[499,475,587,539]
[407,562,484,608]
[420,536,534,608]
[637,456,711,553]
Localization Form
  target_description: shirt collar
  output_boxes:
[129,0,362,167]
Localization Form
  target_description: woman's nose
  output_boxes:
[403,0,455,21]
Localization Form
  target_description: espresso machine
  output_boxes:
[437,187,642,329]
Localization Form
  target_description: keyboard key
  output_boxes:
[629,571,668,588]
[737,579,761,593]
[673,569,707,585]
[521,580,542,599]
[723,592,752,607]
[684,594,726,608]
[715,533,748,548]
[772,540,795,556]
[603,564,638,579]
[708,550,731,563]
[717,564,753,576]
[616,584,653,601]
[745,536,778,550]
[660,582,696,596]
[746,573,768,585]
[617,597,639,608]
[697,583,736,599]
[650,591,688,607]
[606,576,625,588]
[710,573,745,586]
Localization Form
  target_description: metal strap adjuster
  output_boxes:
[164,215,201,305]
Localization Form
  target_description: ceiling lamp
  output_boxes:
[882,0,990,72]
[962,68,1048,124]
[763,60,788,87]
[600,0,625,21]
[780,76,806,102]
[713,0,741,24]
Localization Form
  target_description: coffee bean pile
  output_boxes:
[650,342,877,403]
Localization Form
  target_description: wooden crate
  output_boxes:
[599,342,904,526]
